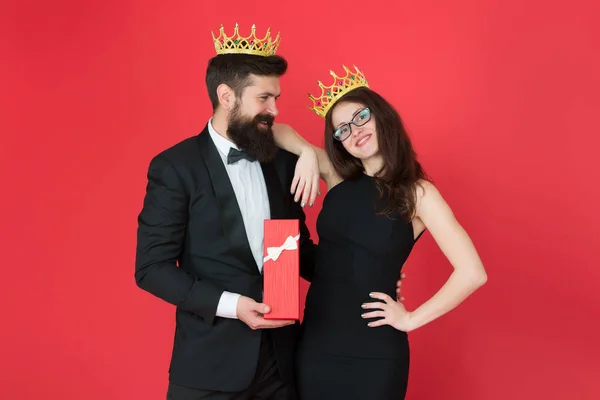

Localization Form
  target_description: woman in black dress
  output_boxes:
[274,65,487,400]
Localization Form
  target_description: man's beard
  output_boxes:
[227,104,278,163]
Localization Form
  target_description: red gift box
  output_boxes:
[263,219,300,320]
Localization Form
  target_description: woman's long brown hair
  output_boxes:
[324,87,429,221]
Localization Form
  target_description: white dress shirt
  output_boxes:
[207,119,271,319]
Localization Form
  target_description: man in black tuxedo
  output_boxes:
[135,26,317,399]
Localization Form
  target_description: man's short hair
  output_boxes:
[205,54,288,110]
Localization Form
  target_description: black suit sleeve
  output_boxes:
[135,154,222,325]
[278,151,318,282]
[293,200,318,283]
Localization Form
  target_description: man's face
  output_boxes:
[227,74,281,162]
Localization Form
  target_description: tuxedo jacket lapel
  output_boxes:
[196,128,258,274]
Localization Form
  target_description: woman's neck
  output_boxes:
[362,155,384,177]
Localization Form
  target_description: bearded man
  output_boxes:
[135,24,317,400]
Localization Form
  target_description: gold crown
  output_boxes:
[308,65,369,118]
[211,23,281,56]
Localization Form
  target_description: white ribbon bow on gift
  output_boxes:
[263,234,300,263]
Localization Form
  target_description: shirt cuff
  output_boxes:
[216,291,241,319]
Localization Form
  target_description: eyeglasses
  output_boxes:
[333,108,372,142]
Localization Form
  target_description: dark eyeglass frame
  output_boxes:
[333,107,372,142]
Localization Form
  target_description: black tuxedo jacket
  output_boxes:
[135,125,317,391]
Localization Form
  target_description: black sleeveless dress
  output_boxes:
[295,174,423,400]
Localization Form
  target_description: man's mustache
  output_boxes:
[253,113,274,126]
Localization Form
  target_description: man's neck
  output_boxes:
[210,111,231,142]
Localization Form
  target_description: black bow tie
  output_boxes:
[227,148,256,165]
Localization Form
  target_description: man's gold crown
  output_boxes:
[211,23,281,56]
[308,65,370,118]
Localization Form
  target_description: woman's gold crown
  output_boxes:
[308,65,369,118]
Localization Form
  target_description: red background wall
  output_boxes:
[1,0,599,399]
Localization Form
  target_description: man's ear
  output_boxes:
[217,84,235,111]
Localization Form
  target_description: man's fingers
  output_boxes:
[252,302,270,314]
[244,304,294,329]
[262,319,295,328]
[252,317,295,329]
